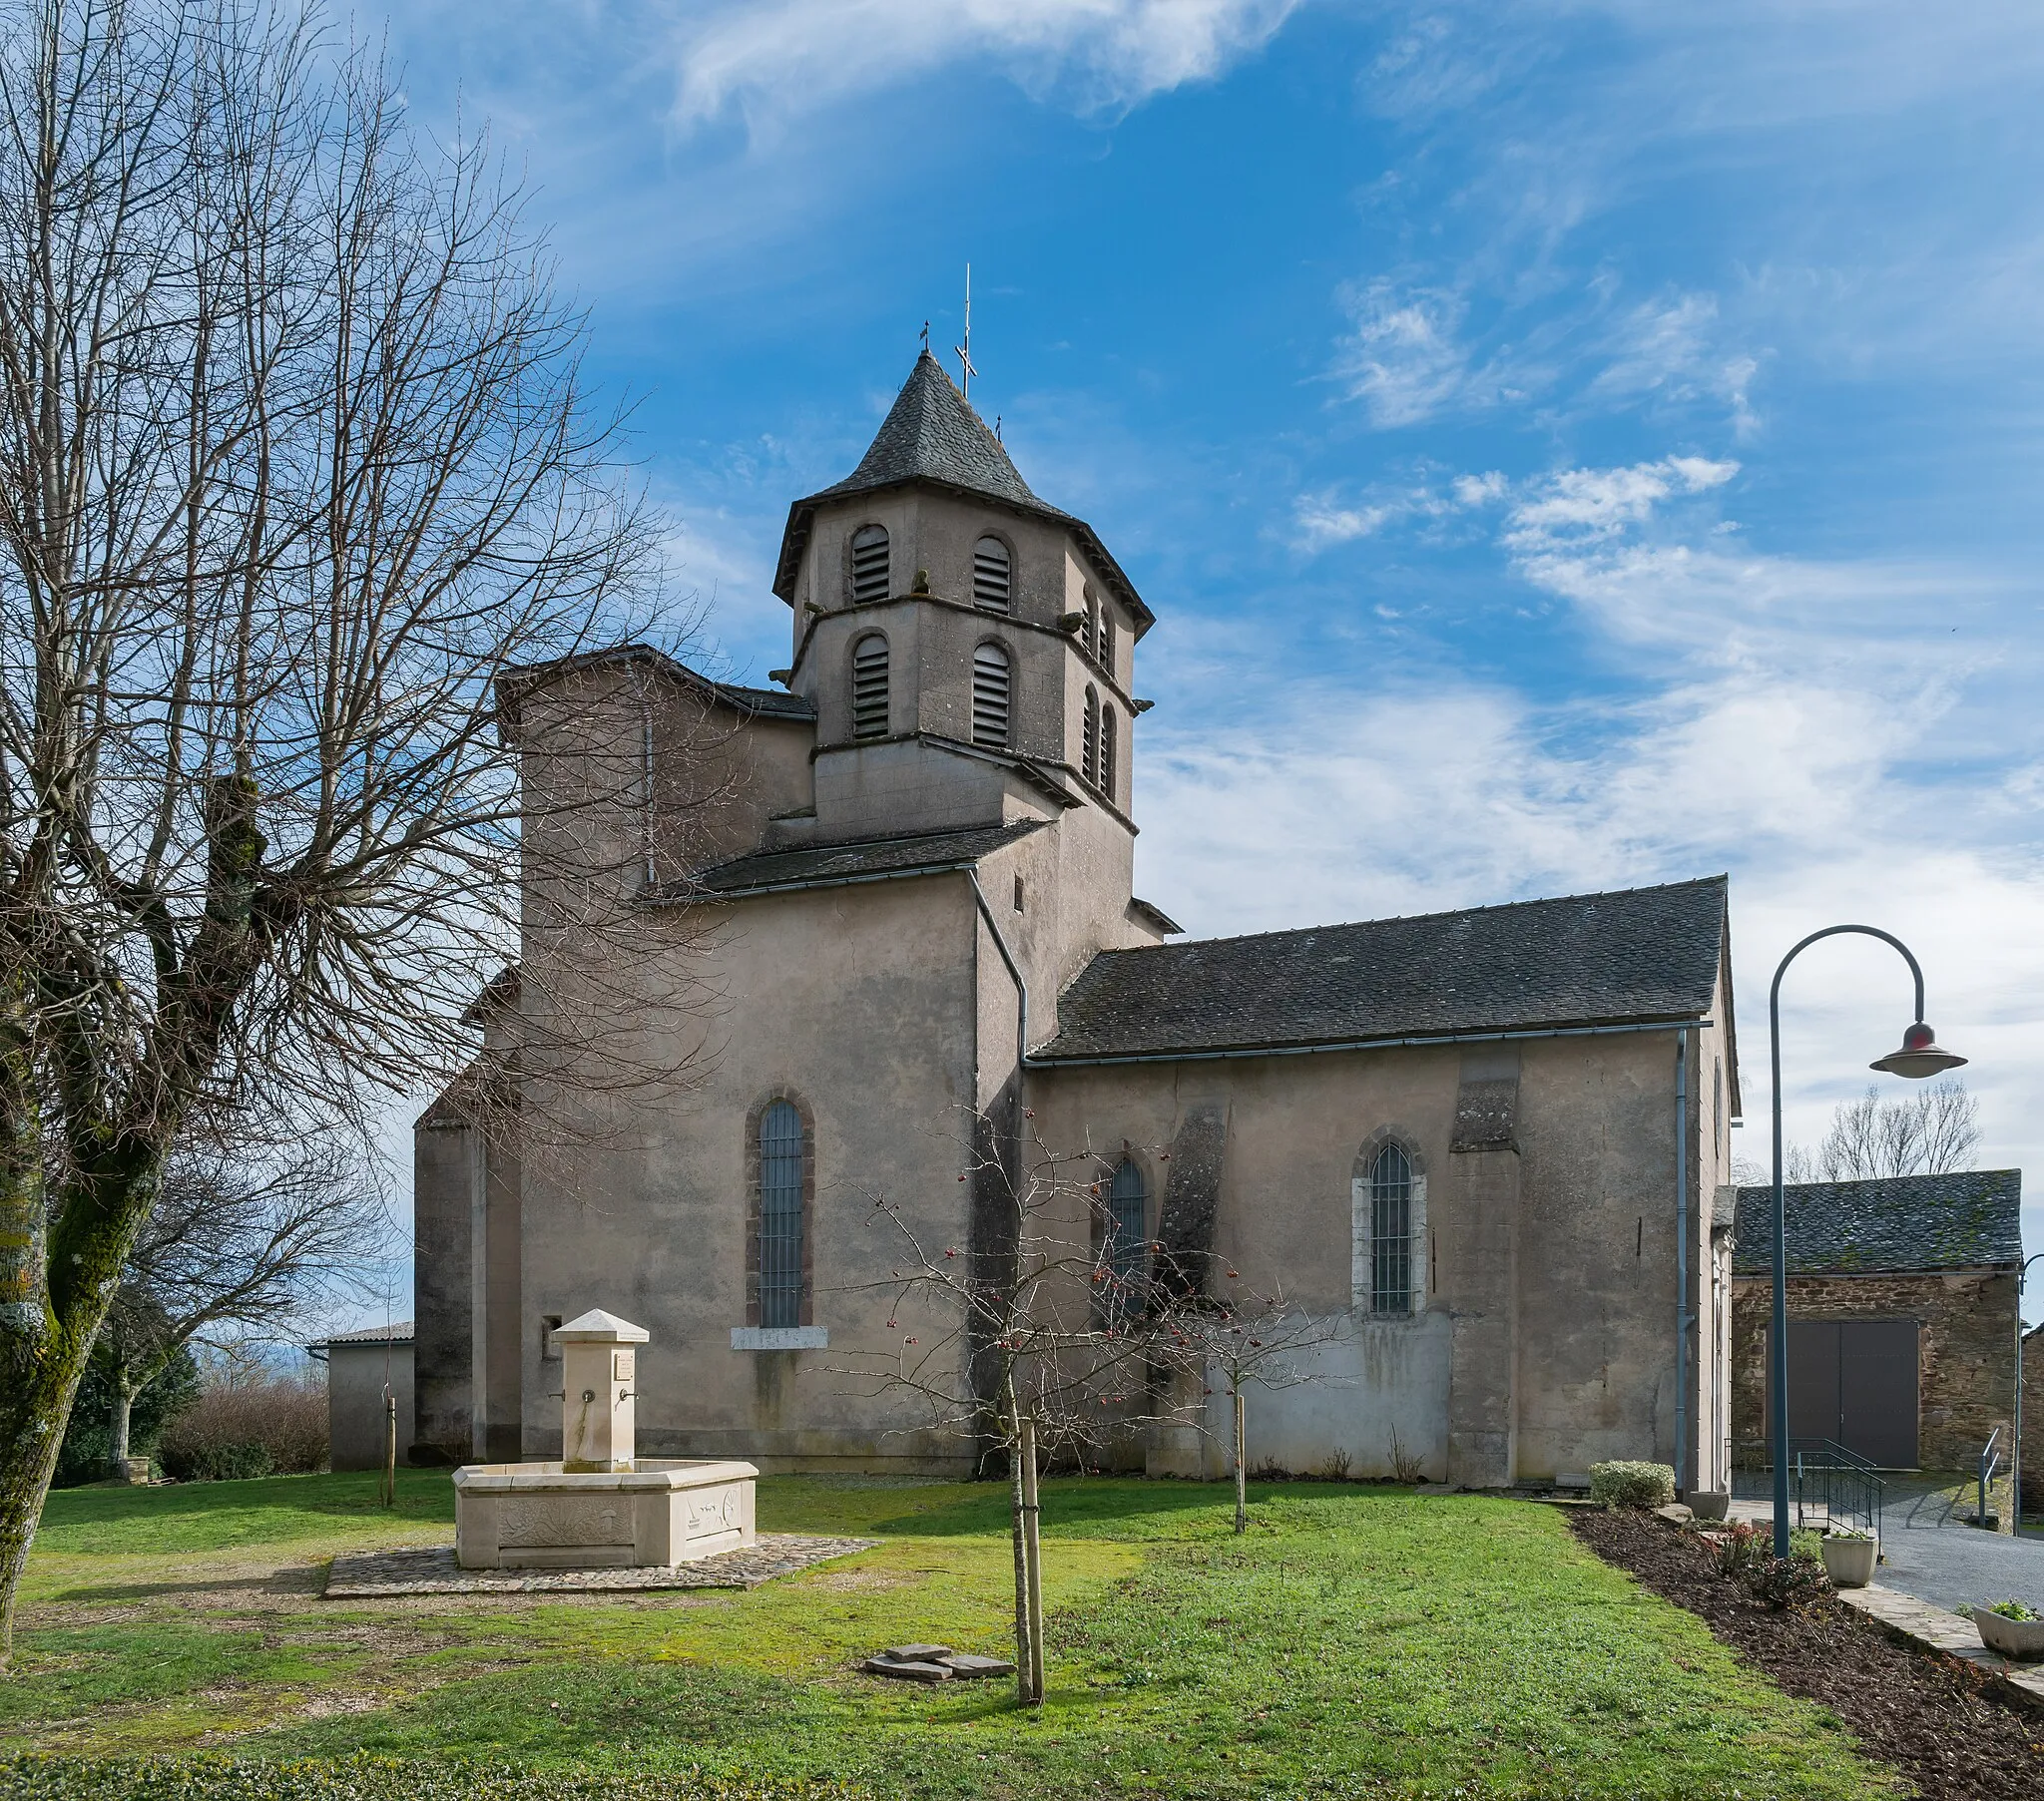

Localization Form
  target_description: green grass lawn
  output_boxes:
[2,1470,1902,1799]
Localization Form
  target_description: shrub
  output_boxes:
[1988,1598,2040,1621]
[158,1379,326,1482]
[1748,1555,1831,1610]
[1587,1461,1676,1510]
[53,1344,201,1487]
[1717,1520,1770,1579]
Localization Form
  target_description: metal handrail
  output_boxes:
[1979,1427,2003,1529]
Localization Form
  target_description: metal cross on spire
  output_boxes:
[953,263,977,399]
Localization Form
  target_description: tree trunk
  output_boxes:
[1235,1385,1248,1534]
[1006,1387,1033,1704]
[0,1323,95,1664]
[1019,1415,1045,1704]
[109,1380,136,1473]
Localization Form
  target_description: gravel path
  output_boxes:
[323,1533,878,1597]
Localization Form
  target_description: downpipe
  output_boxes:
[1675,1030,1690,1495]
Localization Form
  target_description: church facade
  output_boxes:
[411,352,1743,1495]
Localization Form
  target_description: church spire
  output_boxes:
[816,351,1038,512]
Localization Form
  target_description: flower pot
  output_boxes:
[1820,1536,1876,1588]
[1973,1608,2044,1659]
[1688,1491,1729,1523]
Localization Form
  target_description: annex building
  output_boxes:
[412,351,1743,1495]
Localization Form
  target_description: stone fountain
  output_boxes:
[452,1309,757,1570]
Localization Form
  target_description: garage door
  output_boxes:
[1780,1320,1919,1469]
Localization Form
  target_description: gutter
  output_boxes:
[1030,1016,1710,1070]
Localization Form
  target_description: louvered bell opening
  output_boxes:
[1102,614,1116,676]
[971,644,1011,749]
[851,637,889,740]
[759,1101,804,1329]
[972,536,1011,612]
[1081,688,1099,785]
[1099,705,1116,800]
[849,525,889,604]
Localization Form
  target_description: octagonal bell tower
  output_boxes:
[769,352,1153,846]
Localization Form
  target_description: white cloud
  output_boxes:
[1330,280,1503,427]
[668,0,1300,134]
[1503,454,1740,546]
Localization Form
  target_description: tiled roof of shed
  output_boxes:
[675,819,1046,900]
[312,1321,413,1348]
[1732,1170,2023,1274]
[1034,875,1727,1062]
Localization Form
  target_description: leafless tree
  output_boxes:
[1781,1079,1981,1184]
[0,0,708,1660]
[833,1112,1211,1707]
[1191,1274,1346,1534]
[87,1125,389,1473]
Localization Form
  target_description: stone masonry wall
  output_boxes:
[1731,1269,2017,1472]
[2023,1326,2044,1510]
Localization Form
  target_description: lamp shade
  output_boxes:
[1869,1020,1967,1080]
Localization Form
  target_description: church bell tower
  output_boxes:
[768,352,1153,847]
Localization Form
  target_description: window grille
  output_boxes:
[850,634,889,739]
[1099,704,1116,801]
[758,1101,805,1328]
[849,524,889,604]
[972,536,1012,611]
[1370,1142,1414,1315]
[1105,1158,1147,1316]
[971,642,1011,748]
[1081,685,1099,785]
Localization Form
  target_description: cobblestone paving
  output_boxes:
[323,1534,879,1597]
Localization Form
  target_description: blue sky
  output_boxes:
[354,0,2044,1308]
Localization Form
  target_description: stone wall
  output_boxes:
[2023,1326,2044,1510]
[1730,1269,2018,1472]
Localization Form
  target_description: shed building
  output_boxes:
[1730,1172,2022,1472]
[312,1322,414,1474]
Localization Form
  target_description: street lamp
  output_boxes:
[1769,925,1967,1558]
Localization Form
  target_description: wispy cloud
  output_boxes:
[668,0,1300,136]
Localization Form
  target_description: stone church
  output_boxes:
[412,351,1742,1495]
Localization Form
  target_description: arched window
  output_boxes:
[971,642,1011,749]
[972,535,1012,612]
[1083,589,1100,658]
[1101,609,1117,678]
[758,1100,806,1328]
[849,524,889,604]
[1369,1143,1414,1315]
[1081,685,1100,785]
[850,634,889,740]
[1099,703,1117,802]
[1105,1158,1148,1315]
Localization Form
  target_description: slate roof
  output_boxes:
[1033,875,1728,1063]
[772,354,1154,631]
[670,820,1046,901]
[812,350,1043,512]
[311,1321,413,1349]
[1732,1171,2023,1275]
[495,644,814,729]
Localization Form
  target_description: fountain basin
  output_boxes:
[452,1459,758,1569]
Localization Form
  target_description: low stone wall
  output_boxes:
[1730,1267,2017,1472]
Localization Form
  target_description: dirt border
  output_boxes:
[1570,1509,2044,1801]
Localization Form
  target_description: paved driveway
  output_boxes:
[1871,1476,2044,1615]
[1730,1473,2044,1615]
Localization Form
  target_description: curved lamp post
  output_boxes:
[1770,926,1966,1557]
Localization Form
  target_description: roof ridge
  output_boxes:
[1083,873,1731,960]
